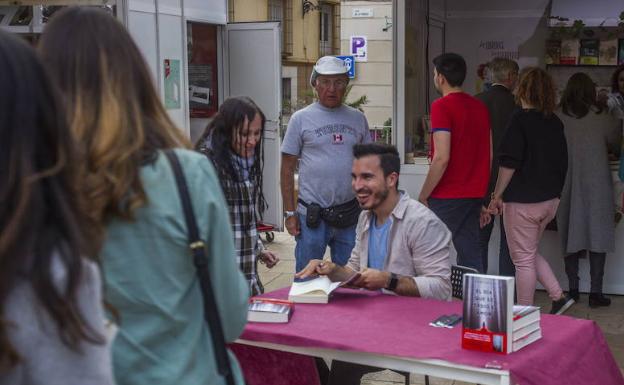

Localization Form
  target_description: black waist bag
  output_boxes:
[321,198,361,228]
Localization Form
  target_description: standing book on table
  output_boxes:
[462,274,542,354]
[461,274,515,354]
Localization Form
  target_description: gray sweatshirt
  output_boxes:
[0,257,115,385]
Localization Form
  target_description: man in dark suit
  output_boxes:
[476,57,519,277]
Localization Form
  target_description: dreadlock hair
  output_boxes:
[515,67,557,116]
[195,96,267,217]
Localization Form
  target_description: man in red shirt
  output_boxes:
[418,53,491,273]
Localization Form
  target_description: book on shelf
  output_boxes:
[599,38,618,65]
[288,272,361,303]
[560,38,580,65]
[247,298,294,323]
[545,39,561,64]
[513,328,542,352]
[579,39,599,65]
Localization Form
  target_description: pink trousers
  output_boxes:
[503,198,564,305]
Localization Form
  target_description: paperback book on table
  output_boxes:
[247,298,294,323]
[288,273,361,303]
[462,274,542,354]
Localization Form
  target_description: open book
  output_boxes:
[288,273,361,304]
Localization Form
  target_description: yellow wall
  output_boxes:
[229,0,341,64]
[230,0,268,22]
[288,0,318,64]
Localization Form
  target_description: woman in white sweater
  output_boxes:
[0,31,114,385]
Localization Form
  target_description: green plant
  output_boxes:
[342,84,369,112]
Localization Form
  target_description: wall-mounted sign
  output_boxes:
[350,36,368,62]
[164,59,181,109]
[336,55,355,79]
[352,8,373,18]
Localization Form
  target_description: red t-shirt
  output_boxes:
[429,92,490,199]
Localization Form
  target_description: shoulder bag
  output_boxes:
[164,150,236,385]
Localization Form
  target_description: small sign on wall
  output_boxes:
[350,36,368,62]
[164,59,181,109]
[336,55,355,79]
[352,8,373,18]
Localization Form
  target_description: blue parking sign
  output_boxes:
[336,55,355,79]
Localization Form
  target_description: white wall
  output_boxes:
[341,1,393,127]
[444,0,550,94]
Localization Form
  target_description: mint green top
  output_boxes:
[101,149,249,385]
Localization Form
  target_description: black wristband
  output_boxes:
[387,272,399,291]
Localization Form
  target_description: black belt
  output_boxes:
[298,198,357,210]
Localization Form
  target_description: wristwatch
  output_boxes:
[386,272,399,291]
[283,210,296,219]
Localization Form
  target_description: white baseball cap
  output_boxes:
[310,56,350,87]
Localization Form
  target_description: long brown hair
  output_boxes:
[39,7,190,226]
[515,67,557,116]
[0,31,102,369]
[560,72,604,119]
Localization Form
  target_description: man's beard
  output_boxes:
[356,186,390,210]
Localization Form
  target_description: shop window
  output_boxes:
[319,3,333,57]
[0,3,117,44]
[187,22,219,118]
[282,77,292,113]
[268,0,293,56]
[403,0,431,163]
[332,4,340,55]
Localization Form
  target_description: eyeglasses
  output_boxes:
[317,78,348,89]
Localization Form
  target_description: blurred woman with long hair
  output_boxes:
[40,7,248,385]
[196,97,279,296]
[556,73,621,307]
[0,31,113,384]
[488,68,573,314]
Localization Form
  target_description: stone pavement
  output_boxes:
[257,231,624,385]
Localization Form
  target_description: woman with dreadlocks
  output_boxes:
[197,97,280,295]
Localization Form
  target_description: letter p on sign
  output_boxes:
[350,36,368,62]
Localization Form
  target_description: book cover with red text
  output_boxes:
[461,274,514,354]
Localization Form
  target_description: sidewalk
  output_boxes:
[259,231,624,384]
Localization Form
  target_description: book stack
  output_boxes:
[512,305,541,352]
[462,274,543,354]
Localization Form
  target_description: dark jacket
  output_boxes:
[498,109,568,203]
[475,84,518,200]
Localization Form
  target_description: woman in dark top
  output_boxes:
[196,97,279,296]
[488,67,574,314]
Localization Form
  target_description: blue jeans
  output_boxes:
[294,213,356,272]
[479,215,515,276]
[428,198,484,273]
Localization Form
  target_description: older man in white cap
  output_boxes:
[281,56,371,273]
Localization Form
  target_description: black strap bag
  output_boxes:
[320,198,361,228]
[165,150,237,385]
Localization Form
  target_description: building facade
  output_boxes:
[229,0,341,115]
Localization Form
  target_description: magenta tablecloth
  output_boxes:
[237,287,623,385]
